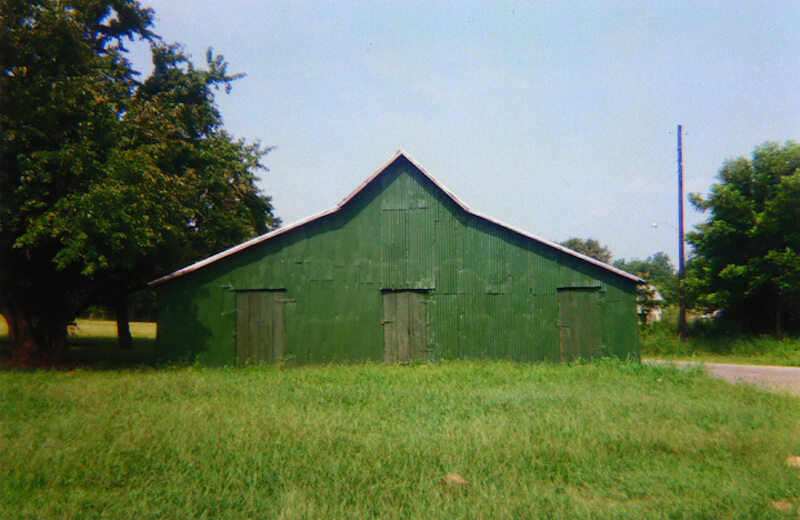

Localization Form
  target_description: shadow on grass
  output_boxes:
[0,319,159,370]
[65,336,158,369]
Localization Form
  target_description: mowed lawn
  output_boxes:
[2,359,800,519]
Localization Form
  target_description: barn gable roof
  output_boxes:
[150,150,644,286]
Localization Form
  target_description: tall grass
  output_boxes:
[2,361,799,519]
[641,310,800,366]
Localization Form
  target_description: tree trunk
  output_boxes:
[775,299,783,338]
[114,294,133,350]
[2,303,68,366]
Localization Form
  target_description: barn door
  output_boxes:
[557,288,602,361]
[236,290,286,364]
[382,291,426,364]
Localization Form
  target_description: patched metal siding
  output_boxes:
[155,155,640,365]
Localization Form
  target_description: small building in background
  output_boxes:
[637,285,665,323]
[151,151,644,365]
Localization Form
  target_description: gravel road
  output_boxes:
[645,360,800,396]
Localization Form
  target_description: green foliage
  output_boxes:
[687,141,800,336]
[2,362,799,518]
[559,237,612,264]
[614,252,677,305]
[612,253,676,324]
[0,0,278,362]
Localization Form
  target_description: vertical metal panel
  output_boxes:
[382,290,427,364]
[395,292,411,362]
[272,291,286,361]
[428,293,459,359]
[235,292,252,363]
[235,290,285,364]
[382,291,398,363]
[557,288,603,361]
[408,292,427,360]
[249,292,264,361]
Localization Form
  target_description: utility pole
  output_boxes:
[677,125,687,342]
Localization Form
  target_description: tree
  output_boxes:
[686,141,800,336]
[614,253,677,324]
[99,43,279,349]
[614,252,678,305]
[0,0,277,363]
[559,237,613,264]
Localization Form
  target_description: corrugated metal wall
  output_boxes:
[156,156,640,365]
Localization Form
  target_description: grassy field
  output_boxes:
[2,360,800,519]
[2,318,800,517]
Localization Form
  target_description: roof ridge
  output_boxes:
[150,152,644,286]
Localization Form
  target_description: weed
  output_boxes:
[642,310,800,366]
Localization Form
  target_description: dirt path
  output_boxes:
[645,360,800,396]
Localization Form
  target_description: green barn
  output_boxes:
[151,151,643,365]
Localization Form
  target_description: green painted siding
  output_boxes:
[155,155,640,365]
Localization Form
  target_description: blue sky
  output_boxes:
[129,0,799,264]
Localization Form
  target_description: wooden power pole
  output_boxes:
[678,125,687,342]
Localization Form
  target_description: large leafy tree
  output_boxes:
[686,142,800,336]
[99,43,278,349]
[1,0,277,363]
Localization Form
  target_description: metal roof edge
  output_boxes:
[394,151,644,284]
[394,150,473,213]
[464,209,646,284]
[150,150,645,286]
[336,149,472,213]
[148,206,339,286]
[149,152,414,286]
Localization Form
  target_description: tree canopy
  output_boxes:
[614,252,677,305]
[614,253,677,324]
[1,0,278,363]
[686,141,800,336]
[559,237,613,264]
